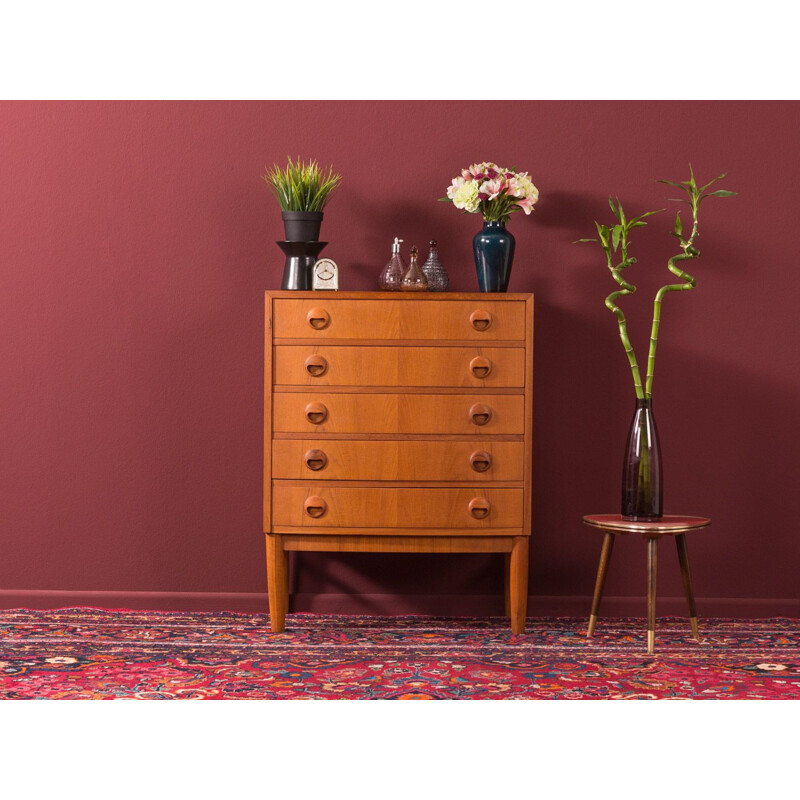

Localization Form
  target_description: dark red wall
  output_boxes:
[1,101,797,616]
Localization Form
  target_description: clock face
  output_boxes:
[313,258,338,290]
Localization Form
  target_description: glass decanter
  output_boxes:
[400,245,428,291]
[378,237,406,291]
[421,239,448,291]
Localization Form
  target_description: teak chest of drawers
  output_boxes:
[264,291,534,632]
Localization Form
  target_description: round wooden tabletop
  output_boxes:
[582,514,711,535]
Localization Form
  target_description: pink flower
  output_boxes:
[479,178,506,201]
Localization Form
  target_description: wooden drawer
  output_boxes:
[271,484,523,529]
[273,393,524,435]
[272,298,526,341]
[272,439,524,481]
[274,345,524,388]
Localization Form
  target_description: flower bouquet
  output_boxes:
[441,162,539,291]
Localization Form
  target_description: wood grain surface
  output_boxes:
[271,484,524,529]
[272,297,526,341]
[272,439,524,481]
[273,345,525,388]
[272,392,525,435]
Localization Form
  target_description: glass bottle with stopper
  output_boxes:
[421,239,448,292]
[400,245,428,291]
[378,237,406,291]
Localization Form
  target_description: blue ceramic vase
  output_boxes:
[473,220,515,292]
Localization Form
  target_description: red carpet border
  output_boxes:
[0,609,798,699]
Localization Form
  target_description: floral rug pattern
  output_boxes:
[1,609,798,699]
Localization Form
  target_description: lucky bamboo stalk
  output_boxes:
[604,217,645,400]
[644,167,736,397]
[577,198,662,400]
[577,169,736,399]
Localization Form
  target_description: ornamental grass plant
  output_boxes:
[263,157,341,213]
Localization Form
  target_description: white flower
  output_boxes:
[514,172,540,204]
[506,177,526,198]
[449,178,480,213]
[446,176,465,199]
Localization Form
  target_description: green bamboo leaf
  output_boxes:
[629,208,663,225]
[609,196,621,220]
[704,189,737,198]
[699,173,727,192]
[574,238,599,243]
[673,212,682,236]
[656,179,683,187]
[611,225,622,251]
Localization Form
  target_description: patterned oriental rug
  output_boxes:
[0,609,798,700]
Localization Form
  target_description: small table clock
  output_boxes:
[312,258,338,291]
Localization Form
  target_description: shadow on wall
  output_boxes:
[292,302,800,610]
[534,327,800,603]
[289,188,799,611]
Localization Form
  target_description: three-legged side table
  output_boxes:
[582,514,711,654]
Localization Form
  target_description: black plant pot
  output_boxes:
[282,211,323,242]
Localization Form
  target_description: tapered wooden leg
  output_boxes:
[509,537,529,634]
[646,536,658,654]
[504,552,511,616]
[265,534,289,633]
[675,533,700,640]
[587,532,615,637]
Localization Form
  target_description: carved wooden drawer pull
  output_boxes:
[304,496,328,518]
[470,451,492,472]
[470,310,492,331]
[305,402,328,425]
[304,449,328,471]
[304,354,329,377]
[469,497,491,519]
[307,308,330,330]
[469,356,492,379]
[469,403,492,426]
